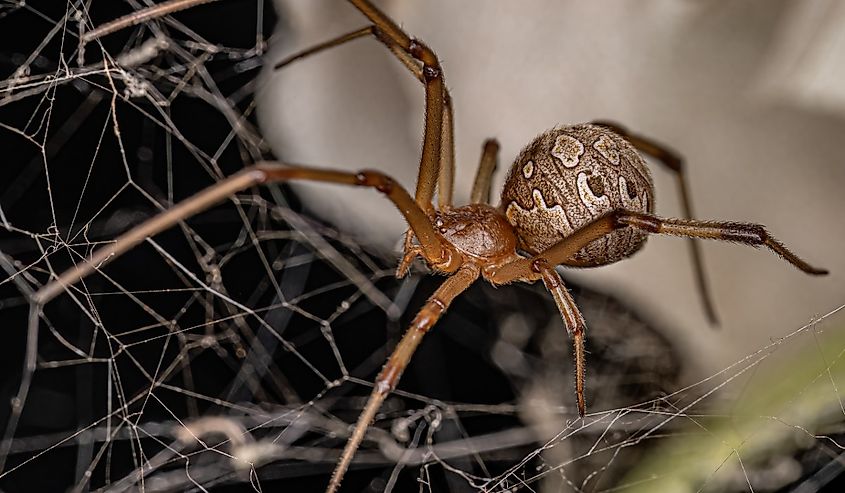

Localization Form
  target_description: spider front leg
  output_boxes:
[327,264,480,493]
[32,162,460,305]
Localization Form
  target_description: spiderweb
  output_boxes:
[1,2,845,492]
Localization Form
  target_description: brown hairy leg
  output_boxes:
[327,264,480,493]
[593,120,718,324]
[471,138,500,204]
[33,162,459,305]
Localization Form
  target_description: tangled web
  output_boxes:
[1,1,845,491]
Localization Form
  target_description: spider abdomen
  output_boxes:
[501,124,655,266]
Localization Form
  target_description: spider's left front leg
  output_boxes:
[327,264,480,493]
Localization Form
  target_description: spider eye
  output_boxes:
[586,174,605,197]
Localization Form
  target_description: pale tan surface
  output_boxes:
[257,0,845,383]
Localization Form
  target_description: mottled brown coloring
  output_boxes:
[502,124,654,266]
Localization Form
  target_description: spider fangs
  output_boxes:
[45,0,828,491]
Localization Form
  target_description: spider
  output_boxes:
[39,0,828,491]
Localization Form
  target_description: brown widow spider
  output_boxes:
[44,0,828,490]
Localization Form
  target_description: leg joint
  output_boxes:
[530,257,550,274]
[422,65,441,80]
[355,170,395,194]
[409,39,441,75]
[370,25,387,43]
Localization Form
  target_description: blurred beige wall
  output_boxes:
[257,0,845,384]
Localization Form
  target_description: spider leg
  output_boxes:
[274,22,456,209]
[344,0,459,280]
[327,264,480,493]
[345,0,450,214]
[490,213,622,285]
[32,162,460,305]
[438,91,456,209]
[593,120,718,325]
[274,5,457,270]
[470,138,500,205]
[534,259,587,417]
[278,25,458,210]
[272,26,377,71]
[490,210,825,416]
[490,210,827,286]
[615,212,828,275]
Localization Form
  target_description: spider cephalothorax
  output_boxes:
[432,204,520,276]
[46,1,828,491]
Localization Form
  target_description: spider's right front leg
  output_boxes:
[275,1,457,274]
